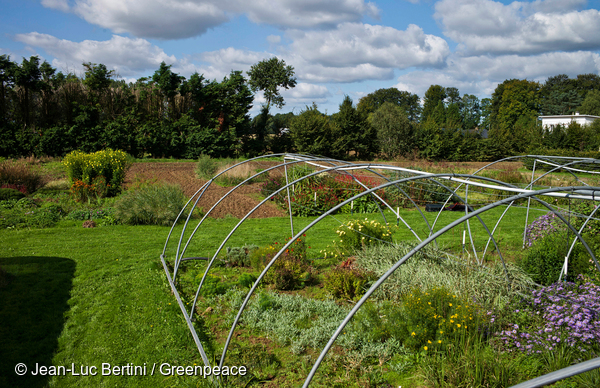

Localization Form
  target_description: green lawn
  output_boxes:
[0,204,547,387]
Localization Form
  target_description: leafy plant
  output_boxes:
[494,280,600,357]
[323,258,374,300]
[321,218,394,260]
[63,149,131,197]
[0,188,26,201]
[223,244,259,267]
[194,154,218,180]
[113,183,188,226]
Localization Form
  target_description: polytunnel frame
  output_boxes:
[159,154,600,387]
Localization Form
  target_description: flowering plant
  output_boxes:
[495,280,600,356]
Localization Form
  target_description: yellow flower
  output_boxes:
[424,346,428,350]
[457,324,461,328]
[411,332,416,336]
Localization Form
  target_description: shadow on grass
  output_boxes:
[0,256,75,388]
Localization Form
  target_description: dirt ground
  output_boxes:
[124,162,286,219]
[121,159,525,219]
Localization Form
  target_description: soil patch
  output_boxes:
[124,162,286,219]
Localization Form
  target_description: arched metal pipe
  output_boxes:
[302,186,600,387]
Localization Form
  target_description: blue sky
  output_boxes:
[2,0,600,116]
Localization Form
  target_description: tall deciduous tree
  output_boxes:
[578,90,600,116]
[247,57,296,112]
[356,88,421,121]
[422,85,446,122]
[371,102,413,159]
[290,103,334,156]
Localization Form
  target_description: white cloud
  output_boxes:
[41,0,70,12]
[267,35,281,44]
[240,0,379,29]
[41,0,380,40]
[288,23,450,70]
[14,33,176,76]
[435,0,600,55]
[395,51,600,97]
[70,0,228,40]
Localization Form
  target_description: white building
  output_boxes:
[539,113,600,131]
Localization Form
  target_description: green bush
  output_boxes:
[63,149,131,197]
[237,273,257,288]
[197,274,230,296]
[195,154,218,180]
[0,188,26,201]
[113,183,188,226]
[323,258,374,300]
[253,237,316,290]
[0,161,45,194]
[397,287,485,352]
[223,244,259,267]
[520,231,588,284]
[321,218,394,260]
[0,201,64,229]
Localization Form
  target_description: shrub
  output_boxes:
[113,183,188,226]
[253,237,316,290]
[524,212,565,247]
[495,281,600,355]
[321,218,394,260]
[63,149,131,197]
[0,188,26,201]
[223,244,259,267]
[237,273,257,288]
[197,274,231,296]
[324,258,374,300]
[520,231,588,284]
[0,201,64,229]
[397,287,486,352]
[0,160,45,194]
[195,154,218,180]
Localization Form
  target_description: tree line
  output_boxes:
[2,53,600,161]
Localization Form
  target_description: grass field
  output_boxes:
[0,202,547,388]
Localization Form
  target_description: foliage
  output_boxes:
[237,273,257,288]
[357,87,421,121]
[322,218,394,260]
[330,95,378,160]
[521,230,588,284]
[194,154,218,180]
[371,102,414,159]
[355,243,535,309]
[223,244,259,267]
[63,149,131,197]
[398,287,486,352]
[113,183,188,226]
[578,89,600,116]
[524,212,565,247]
[197,274,231,297]
[247,57,296,111]
[0,188,26,201]
[289,103,335,156]
[494,281,600,356]
[0,199,63,229]
[323,258,374,300]
[252,236,316,290]
[0,160,45,194]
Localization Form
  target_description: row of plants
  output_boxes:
[170,205,600,386]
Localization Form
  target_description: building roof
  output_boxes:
[539,114,600,119]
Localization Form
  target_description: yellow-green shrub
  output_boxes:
[63,149,131,197]
[321,218,394,260]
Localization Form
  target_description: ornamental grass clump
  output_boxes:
[0,160,46,194]
[113,183,188,226]
[495,280,600,356]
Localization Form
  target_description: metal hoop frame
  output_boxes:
[160,154,600,387]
